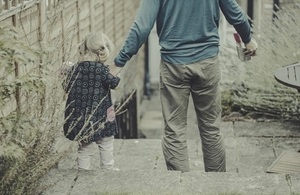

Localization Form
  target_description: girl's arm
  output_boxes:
[101,64,120,89]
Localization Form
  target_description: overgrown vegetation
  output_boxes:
[220,5,300,121]
[1,0,137,193]
[0,24,74,194]
[1,2,300,195]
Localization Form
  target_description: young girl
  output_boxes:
[63,32,120,170]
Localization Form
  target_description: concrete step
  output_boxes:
[39,137,300,194]
[57,137,300,173]
[40,168,300,195]
[39,88,300,194]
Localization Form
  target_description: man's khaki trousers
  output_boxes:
[160,56,226,172]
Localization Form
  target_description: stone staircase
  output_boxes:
[40,122,300,195]
[39,92,300,194]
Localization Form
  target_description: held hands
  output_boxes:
[109,63,122,76]
[244,38,258,57]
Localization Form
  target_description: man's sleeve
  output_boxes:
[114,0,160,67]
[219,0,252,44]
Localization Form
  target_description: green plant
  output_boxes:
[0,25,40,169]
[0,24,73,195]
[220,5,300,120]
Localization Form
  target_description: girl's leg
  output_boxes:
[77,142,95,170]
[96,136,114,169]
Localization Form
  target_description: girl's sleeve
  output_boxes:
[101,65,120,89]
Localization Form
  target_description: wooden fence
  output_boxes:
[0,0,145,137]
[1,0,141,59]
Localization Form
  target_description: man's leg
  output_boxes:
[160,61,190,172]
[190,56,226,172]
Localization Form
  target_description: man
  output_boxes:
[112,0,257,172]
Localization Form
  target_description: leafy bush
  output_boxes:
[0,25,72,195]
[220,5,300,120]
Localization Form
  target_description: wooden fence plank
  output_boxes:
[0,0,145,123]
[38,0,46,42]
[93,0,104,32]
[0,0,37,21]
[89,0,94,32]
[12,0,17,6]
[4,0,11,10]
[61,8,65,62]
[75,0,80,42]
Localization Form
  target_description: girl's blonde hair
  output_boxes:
[78,32,114,63]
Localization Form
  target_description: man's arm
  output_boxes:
[219,0,257,56]
[219,0,251,44]
[114,0,160,67]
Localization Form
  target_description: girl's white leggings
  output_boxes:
[77,136,114,170]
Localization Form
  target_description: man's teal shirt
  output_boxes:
[115,0,251,66]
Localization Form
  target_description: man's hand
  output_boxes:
[244,38,258,57]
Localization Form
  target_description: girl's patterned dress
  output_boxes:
[63,61,120,143]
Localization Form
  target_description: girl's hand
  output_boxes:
[109,63,122,76]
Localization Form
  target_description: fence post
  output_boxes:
[12,0,17,6]
[10,1,20,115]
[4,0,11,10]
[103,0,106,33]
[38,0,47,114]
[60,3,65,62]
[76,0,80,43]
[0,0,3,12]
[38,0,47,42]
[113,0,116,44]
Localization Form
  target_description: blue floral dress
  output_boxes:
[63,61,120,143]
